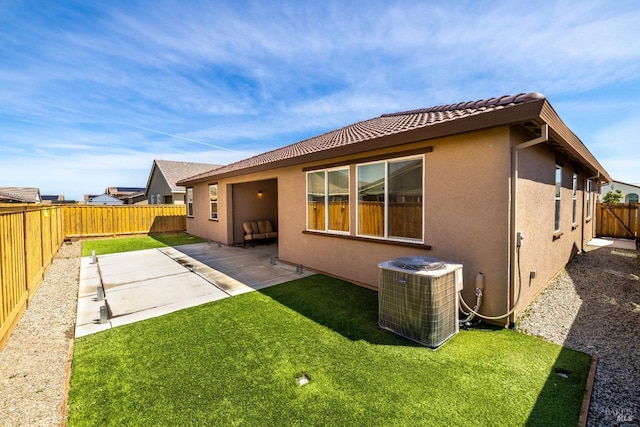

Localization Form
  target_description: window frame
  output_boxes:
[572,172,578,225]
[585,179,592,219]
[209,184,218,220]
[356,154,424,243]
[186,187,194,217]
[305,166,350,234]
[554,165,562,233]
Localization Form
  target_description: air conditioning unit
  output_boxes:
[378,256,463,348]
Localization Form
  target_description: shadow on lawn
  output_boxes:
[259,275,422,347]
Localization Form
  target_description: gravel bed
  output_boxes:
[518,243,639,426]
[0,242,80,427]
[0,241,637,426]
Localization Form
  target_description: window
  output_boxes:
[572,173,578,225]
[357,156,423,241]
[586,179,592,218]
[150,195,155,204]
[554,165,562,232]
[306,168,349,233]
[186,187,193,217]
[157,193,161,205]
[209,184,218,220]
[627,193,639,204]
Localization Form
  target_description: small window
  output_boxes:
[150,195,155,204]
[554,165,562,232]
[186,187,194,217]
[585,179,592,218]
[209,184,218,220]
[627,193,639,204]
[572,173,578,225]
[157,193,161,205]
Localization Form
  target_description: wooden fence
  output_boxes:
[63,205,186,237]
[0,205,65,349]
[596,202,639,240]
[308,201,422,238]
[0,204,187,350]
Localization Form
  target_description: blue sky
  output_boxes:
[1,0,638,201]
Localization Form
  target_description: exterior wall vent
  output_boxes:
[378,256,463,348]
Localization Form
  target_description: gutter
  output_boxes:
[508,123,549,325]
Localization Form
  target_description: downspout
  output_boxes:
[509,123,549,326]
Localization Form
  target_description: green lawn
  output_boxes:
[68,275,591,426]
[81,233,206,257]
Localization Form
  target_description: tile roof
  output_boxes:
[0,187,41,203]
[179,92,610,184]
[152,160,222,192]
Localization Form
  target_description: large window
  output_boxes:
[554,165,562,232]
[186,187,193,217]
[572,173,578,225]
[209,184,218,220]
[306,168,349,233]
[357,156,423,241]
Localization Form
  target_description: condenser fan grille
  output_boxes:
[390,256,446,271]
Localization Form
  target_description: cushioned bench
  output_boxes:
[243,220,278,247]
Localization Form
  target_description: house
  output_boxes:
[0,187,42,203]
[178,92,611,326]
[600,180,640,203]
[86,194,123,205]
[41,195,66,204]
[145,160,221,205]
[106,187,146,205]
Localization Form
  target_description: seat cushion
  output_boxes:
[258,220,274,234]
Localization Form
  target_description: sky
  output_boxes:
[0,0,639,201]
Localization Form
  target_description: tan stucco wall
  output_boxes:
[185,125,601,326]
[513,133,597,315]
[187,127,514,319]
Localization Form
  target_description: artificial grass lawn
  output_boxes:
[68,275,591,426]
[80,233,206,257]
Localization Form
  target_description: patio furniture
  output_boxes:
[243,220,277,246]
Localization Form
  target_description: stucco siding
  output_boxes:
[513,133,595,315]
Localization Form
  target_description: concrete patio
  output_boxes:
[75,243,314,337]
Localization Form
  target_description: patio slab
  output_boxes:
[75,243,314,337]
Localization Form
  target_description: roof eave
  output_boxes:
[179,99,549,185]
[539,101,612,183]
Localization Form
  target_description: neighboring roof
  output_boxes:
[42,195,65,201]
[87,194,123,204]
[106,187,146,195]
[148,160,222,193]
[179,92,611,185]
[605,180,640,190]
[0,187,42,203]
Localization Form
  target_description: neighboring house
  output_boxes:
[145,159,222,205]
[86,194,123,205]
[600,180,640,203]
[0,187,42,203]
[106,187,146,205]
[42,195,65,204]
[178,92,611,326]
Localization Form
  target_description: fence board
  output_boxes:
[1,203,186,349]
[596,203,639,240]
[0,205,65,349]
[63,205,186,237]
